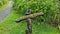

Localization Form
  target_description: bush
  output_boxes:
[13,0,59,24]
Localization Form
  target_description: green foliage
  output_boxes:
[0,0,8,7]
[13,0,59,23]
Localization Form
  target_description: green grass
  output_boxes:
[0,10,60,34]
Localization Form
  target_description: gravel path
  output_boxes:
[0,1,13,22]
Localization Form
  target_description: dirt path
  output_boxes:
[0,1,13,22]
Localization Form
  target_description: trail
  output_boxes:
[0,1,13,22]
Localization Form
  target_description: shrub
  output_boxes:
[13,0,59,24]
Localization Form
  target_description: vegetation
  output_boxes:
[0,0,60,34]
[13,0,59,25]
[0,11,60,34]
[0,0,9,10]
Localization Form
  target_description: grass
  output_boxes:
[0,10,60,34]
[0,0,9,10]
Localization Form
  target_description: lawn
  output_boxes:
[0,10,60,34]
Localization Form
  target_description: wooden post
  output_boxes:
[25,9,32,34]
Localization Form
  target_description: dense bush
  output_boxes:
[13,0,59,24]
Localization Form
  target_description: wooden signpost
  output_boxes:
[16,9,44,34]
